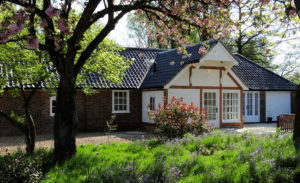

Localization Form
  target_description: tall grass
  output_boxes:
[42,131,297,183]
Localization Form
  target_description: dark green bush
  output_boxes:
[0,149,54,183]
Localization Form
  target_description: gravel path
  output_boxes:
[0,131,150,155]
[0,123,278,155]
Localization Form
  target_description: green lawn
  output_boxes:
[42,131,297,183]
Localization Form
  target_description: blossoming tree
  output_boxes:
[0,0,234,162]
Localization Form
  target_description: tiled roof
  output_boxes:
[232,54,297,91]
[3,48,162,89]
[81,48,163,89]
[2,41,297,91]
[140,41,297,91]
[141,40,218,88]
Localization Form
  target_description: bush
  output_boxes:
[0,149,54,183]
[148,96,209,138]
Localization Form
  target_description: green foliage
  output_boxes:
[104,115,117,144]
[0,149,54,183]
[42,131,297,183]
[76,25,133,94]
[0,42,58,95]
[148,97,209,139]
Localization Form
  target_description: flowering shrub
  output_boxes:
[148,96,210,138]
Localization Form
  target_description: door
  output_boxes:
[202,90,219,128]
[243,91,260,122]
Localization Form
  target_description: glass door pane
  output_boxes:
[203,92,217,120]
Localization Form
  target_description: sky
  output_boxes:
[108,15,300,68]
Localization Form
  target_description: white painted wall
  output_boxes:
[222,74,238,87]
[191,69,219,86]
[142,91,164,123]
[172,68,189,86]
[266,91,291,121]
[202,43,236,63]
[168,89,200,107]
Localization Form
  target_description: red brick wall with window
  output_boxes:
[0,89,142,136]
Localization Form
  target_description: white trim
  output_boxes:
[228,70,249,90]
[50,96,56,117]
[222,90,241,123]
[112,90,130,113]
[164,64,191,89]
[243,91,260,122]
[199,42,239,65]
[202,89,220,127]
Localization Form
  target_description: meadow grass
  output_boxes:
[42,130,297,183]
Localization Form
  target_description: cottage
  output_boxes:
[0,40,297,136]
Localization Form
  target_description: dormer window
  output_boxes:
[153,62,157,73]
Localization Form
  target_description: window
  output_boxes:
[50,96,56,116]
[112,90,130,113]
[223,92,240,121]
[203,92,217,120]
[149,96,155,110]
[255,93,258,115]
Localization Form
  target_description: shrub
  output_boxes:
[148,96,209,138]
[0,149,54,183]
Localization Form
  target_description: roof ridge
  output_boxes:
[157,39,218,55]
[233,53,297,86]
[124,47,165,52]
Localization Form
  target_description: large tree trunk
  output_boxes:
[293,85,300,141]
[54,74,77,163]
[24,115,36,154]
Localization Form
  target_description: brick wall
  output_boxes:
[0,90,53,136]
[0,89,142,136]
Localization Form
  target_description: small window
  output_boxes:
[50,96,56,116]
[112,90,130,113]
[149,96,155,110]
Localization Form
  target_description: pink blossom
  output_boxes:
[57,18,69,32]
[40,20,48,28]
[261,0,270,4]
[198,46,207,55]
[11,23,24,31]
[139,53,145,58]
[45,5,60,18]
[27,38,40,49]
[289,9,296,15]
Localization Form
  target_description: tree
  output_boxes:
[0,0,232,162]
[0,42,56,154]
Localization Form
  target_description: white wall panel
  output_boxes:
[266,91,291,121]
[142,91,164,123]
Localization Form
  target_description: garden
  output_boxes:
[0,97,298,183]
[0,131,297,183]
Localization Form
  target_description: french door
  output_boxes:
[243,92,260,122]
[202,90,219,128]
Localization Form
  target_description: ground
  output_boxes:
[0,123,277,155]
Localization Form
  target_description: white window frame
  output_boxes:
[112,90,130,113]
[50,96,56,117]
[149,96,155,110]
[222,90,240,123]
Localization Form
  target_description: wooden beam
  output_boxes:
[200,88,202,112]
[240,89,244,128]
[170,85,241,90]
[199,66,225,70]
[189,66,193,87]
[227,72,242,89]
[163,89,168,107]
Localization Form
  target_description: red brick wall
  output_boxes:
[0,90,53,136]
[0,89,142,136]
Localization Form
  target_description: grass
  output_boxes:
[40,131,297,183]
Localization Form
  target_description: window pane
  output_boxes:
[255,93,258,116]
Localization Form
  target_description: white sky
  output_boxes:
[108,15,300,69]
